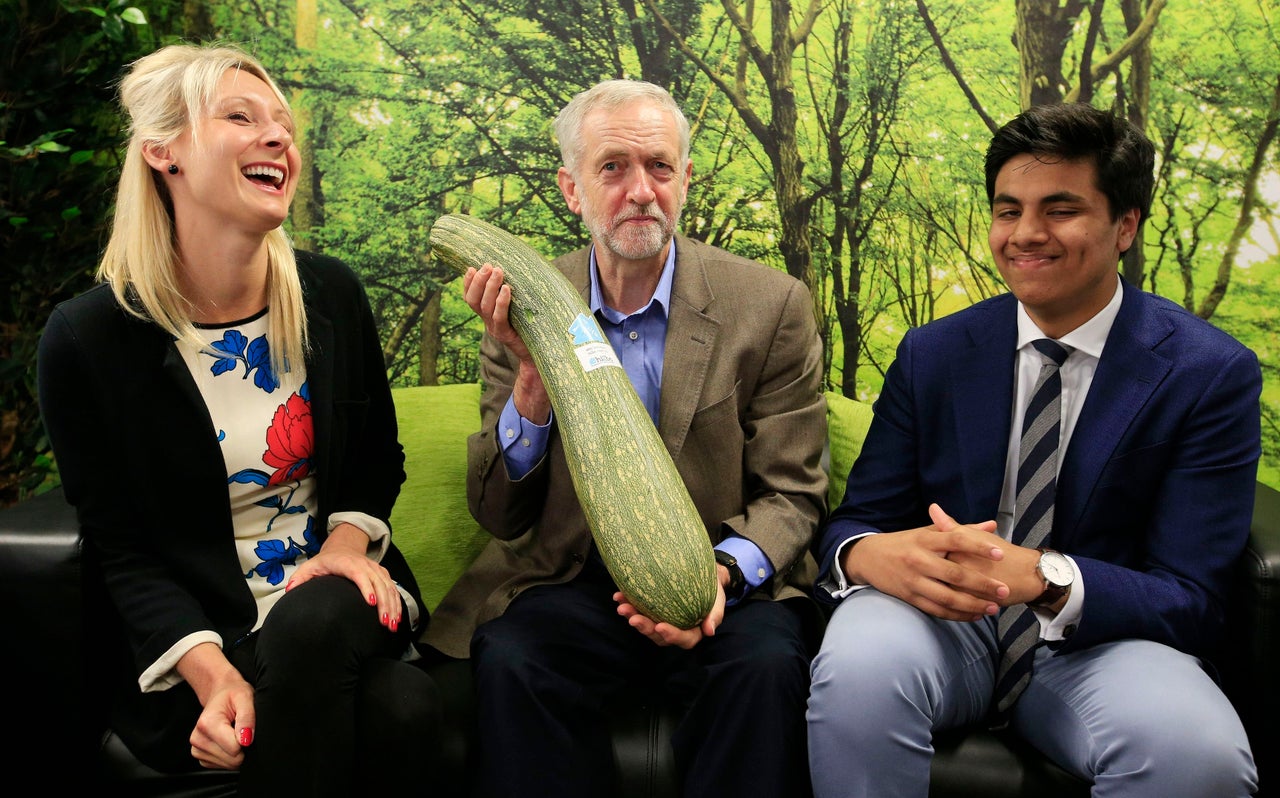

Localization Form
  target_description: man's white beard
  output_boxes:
[581,194,681,261]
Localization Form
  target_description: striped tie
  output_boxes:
[992,338,1073,721]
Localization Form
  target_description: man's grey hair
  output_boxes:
[553,79,691,176]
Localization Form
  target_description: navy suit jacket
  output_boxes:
[815,278,1261,659]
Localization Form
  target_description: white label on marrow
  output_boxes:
[568,313,621,372]
[575,341,621,372]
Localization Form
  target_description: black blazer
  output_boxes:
[38,251,421,760]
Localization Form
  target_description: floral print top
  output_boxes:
[178,308,316,631]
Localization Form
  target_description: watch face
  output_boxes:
[1039,551,1073,587]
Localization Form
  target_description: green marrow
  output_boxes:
[430,213,717,629]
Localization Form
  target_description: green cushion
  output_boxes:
[387,384,875,611]
[823,390,874,511]
[389,383,488,611]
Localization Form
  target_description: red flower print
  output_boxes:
[263,391,314,485]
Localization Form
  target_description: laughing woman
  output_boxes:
[37,43,439,795]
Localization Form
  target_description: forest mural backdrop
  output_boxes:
[2,0,1277,505]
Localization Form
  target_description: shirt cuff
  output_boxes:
[139,630,222,693]
[398,586,423,632]
[499,395,552,480]
[715,534,773,606]
[816,533,874,601]
[328,512,391,562]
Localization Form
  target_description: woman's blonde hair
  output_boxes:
[99,42,308,378]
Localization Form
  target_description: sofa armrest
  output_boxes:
[1223,481,1280,783]
[0,487,103,778]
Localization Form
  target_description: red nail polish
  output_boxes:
[285,579,294,591]
[239,728,254,747]
[367,593,376,605]
[390,618,399,632]
[382,612,389,625]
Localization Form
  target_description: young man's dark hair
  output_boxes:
[984,102,1156,226]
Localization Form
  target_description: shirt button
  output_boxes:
[756,567,767,579]
[521,438,531,447]
[505,428,515,439]
[628,331,639,340]
[1063,624,1077,637]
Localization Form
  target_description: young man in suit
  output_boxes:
[807,102,1260,797]
[421,80,827,798]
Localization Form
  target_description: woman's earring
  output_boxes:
[167,164,179,175]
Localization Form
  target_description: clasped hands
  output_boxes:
[844,503,1047,622]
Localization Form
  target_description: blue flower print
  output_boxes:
[207,329,279,393]
[246,516,320,585]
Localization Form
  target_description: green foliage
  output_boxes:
[0,0,171,506]
[251,0,1280,485]
[207,0,720,386]
[11,0,1278,492]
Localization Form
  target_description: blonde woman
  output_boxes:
[37,43,439,795]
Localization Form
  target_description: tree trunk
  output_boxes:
[1121,0,1152,287]
[642,0,820,305]
[1014,0,1086,107]
[1198,75,1280,320]
[182,0,215,39]
[417,290,442,386]
[290,0,319,249]
[765,1,815,297]
[826,6,853,394]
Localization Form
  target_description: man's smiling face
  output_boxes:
[989,153,1139,338]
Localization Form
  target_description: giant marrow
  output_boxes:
[430,213,717,629]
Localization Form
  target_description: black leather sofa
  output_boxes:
[3,483,1276,797]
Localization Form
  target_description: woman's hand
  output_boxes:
[178,642,255,770]
[286,522,402,631]
[190,676,255,769]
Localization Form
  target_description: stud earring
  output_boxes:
[167,164,179,175]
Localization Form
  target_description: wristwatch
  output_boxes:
[1030,548,1074,608]
[714,549,746,601]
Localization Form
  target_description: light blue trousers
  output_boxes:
[807,589,1257,798]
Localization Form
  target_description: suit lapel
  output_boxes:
[301,265,336,505]
[1055,283,1172,542]
[951,297,1019,518]
[657,238,717,457]
[161,337,215,436]
[159,331,231,494]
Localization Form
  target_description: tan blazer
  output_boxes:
[422,236,827,658]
